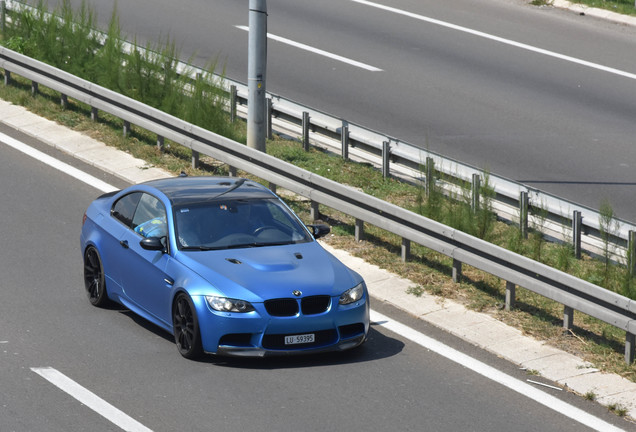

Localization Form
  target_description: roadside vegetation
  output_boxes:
[1,1,634,384]
[531,0,636,16]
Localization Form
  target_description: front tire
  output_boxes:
[83,246,109,307]
[172,293,203,359]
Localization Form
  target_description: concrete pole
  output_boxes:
[247,0,267,152]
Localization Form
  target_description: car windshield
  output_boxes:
[174,198,313,250]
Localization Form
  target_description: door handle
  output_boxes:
[120,240,129,249]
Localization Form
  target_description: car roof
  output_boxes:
[142,176,274,206]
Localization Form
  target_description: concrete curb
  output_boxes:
[551,0,636,26]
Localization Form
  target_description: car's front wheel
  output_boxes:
[83,246,109,307]
[172,293,203,359]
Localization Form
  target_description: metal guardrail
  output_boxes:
[3,0,635,264]
[1,45,635,363]
[230,82,636,265]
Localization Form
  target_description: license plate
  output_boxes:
[284,333,315,345]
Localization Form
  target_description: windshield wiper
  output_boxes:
[181,245,222,251]
[225,241,295,249]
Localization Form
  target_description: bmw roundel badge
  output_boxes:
[292,290,302,297]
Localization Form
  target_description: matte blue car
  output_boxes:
[80,175,370,358]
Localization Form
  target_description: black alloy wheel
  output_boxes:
[83,246,109,307]
[172,293,203,359]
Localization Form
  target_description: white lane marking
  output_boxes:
[235,25,383,72]
[0,132,118,193]
[7,138,622,431]
[371,310,625,432]
[31,367,153,432]
[351,0,636,81]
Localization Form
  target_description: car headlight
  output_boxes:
[339,283,365,305]
[206,296,255,313]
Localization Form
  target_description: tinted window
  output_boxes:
[112,192,142,228]
[133,194,167,238]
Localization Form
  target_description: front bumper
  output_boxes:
[216,334,367,357]
[194,294,370,356]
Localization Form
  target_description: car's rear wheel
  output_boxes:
[83,246,109,307]
[173,293,203,359]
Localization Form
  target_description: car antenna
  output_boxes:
[213,178,247,199]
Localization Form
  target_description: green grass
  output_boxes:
[530,0,636,16]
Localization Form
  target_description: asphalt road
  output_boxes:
[1,125,630,431]
[41,0,636,222]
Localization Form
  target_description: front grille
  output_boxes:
[262,329,337,350]
[265,298,298,316]
[265,295,331,317]
[301,295,331,315]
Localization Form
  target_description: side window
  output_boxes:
[132,194,167,238]
[112,192,142,228]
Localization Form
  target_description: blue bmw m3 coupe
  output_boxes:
[80,175,369,358]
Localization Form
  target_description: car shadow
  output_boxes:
[116,310,404,368]
[204,323,404,369]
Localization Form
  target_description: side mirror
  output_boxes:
[308,224,330,240]
[140,236,166,252]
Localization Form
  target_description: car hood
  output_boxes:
[175,242,362,302]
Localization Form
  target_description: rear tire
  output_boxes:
[172,293,203,359]
[83,246,109,307]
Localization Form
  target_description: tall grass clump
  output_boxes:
[596,200,620,288]
[474,173,496,240]
[418,159,444,222]
[528,201,548,261]
[2,0,244,143]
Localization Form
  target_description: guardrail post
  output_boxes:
[401,238,410,262]
[266,98,273,140]
[520,191,528,239]
[472,173,480,212]
[563,306,574,330]
[1,1,6,34]
[629,230,636,277]
[191,150,199,169]
[573,210,582,260]
[156,135,164,151]
[310,201,320,221]
[302,111,310,151]
[355,219,364,242]
[425,157,434,198]
[626,333,635,364]
[230,85,237,123]
[228,166,237,177]
[123,120,130,137]
[60,94,68,109]
[91,107,98,122]
[341,121,349,161]
[31,81,38,97]
[505,281,516,311]
[382,141,390,178]
[268,182,277,193]
[452,259,462,283]
[3,69,10,86]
